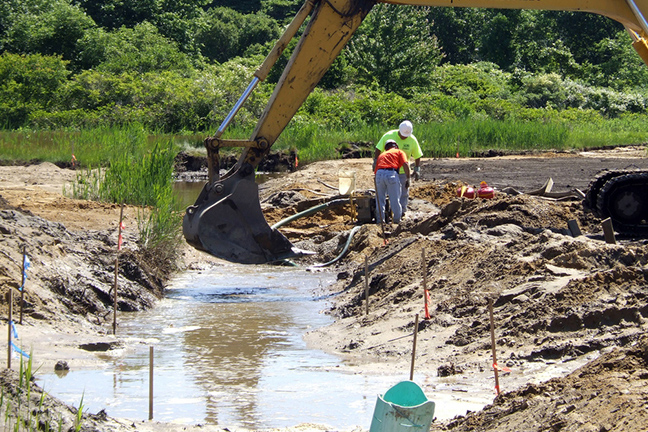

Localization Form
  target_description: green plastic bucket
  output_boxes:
[369,381,435,432]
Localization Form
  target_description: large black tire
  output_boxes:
[595,170,648,235]
[584,170,626,217]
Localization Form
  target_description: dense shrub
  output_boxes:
[347,4,443,94]
[1,0,95,62]
[195,7,280,63]
[0,53,70,127]
[78,22,195,74]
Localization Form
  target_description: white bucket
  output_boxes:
[338,170,356,195]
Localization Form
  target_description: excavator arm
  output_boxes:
[183,0,648,264]
[182,0,374,264]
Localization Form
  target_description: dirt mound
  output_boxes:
[435,335,648,431]
[174,149,298,182]
[267,157,648,431]
[308,192,648,363]
[0,207,164,323]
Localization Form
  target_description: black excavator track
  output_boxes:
[585,169,648,235]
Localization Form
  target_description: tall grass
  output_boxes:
[414,119,571,157]
[66,165,103,201]
[274,117,648,161]
[0,124,196,167]
[2,115,646,167]
[103,140,183,266]
[57,127,184,266]
[101,142,177,206]
[74,393,84,432]
[137,191,183,267]
[565,115,648,149]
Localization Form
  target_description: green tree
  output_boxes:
[511,10,580,76]
[0,53,69,127]
[208,0,262,14]
[77,22,194,74]
[54,55,271,132]
[263,32,354,89]
[1,0,51,49]
[75,0,160,30]
[260,0,301,22]
[583,30,648,90]
[346,4,443,94]
[2,0,95,61]
[479,11,520,70]
[425,7,484,65]
[76,0,208,56]
[551,11,622,66]
[195,7,280,63]
[151,0,209,55]
[154,11,202,56]
[516,39,580,76]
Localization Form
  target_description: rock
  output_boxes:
[266,190,307,208]
[78,341,121,352]
[512,294,530,304]
[54,360,69,371]
[437,363,463,377]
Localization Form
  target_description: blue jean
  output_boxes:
[375,169,403,224]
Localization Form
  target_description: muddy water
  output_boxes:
[174,173,283,209]
[173,180,204,209]
[37,264,493,429]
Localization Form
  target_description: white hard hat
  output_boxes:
[399,120,413,138]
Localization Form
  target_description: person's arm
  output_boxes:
[411,136,423,180]
[372,148,381,171]
[413,157,421,180]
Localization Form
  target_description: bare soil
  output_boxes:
[0,147,647,431]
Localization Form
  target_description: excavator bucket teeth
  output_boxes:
[183,175,308,264]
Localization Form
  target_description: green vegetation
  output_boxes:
[1,1,648,134]
[0,351,85,431]
[0,351,73,431]
[0,124,184,267]
[4,111,646,168]
[73,393,84,432]
[53,125,184,267]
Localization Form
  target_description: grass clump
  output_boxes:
[66,126,183,268]
[0,352,69,432]
[0,352,88,432]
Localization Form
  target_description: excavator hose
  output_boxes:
[311,225,362,268]
[270,198,349,230]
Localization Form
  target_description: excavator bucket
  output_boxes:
[183,172,308,264]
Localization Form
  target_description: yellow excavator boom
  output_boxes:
[183,0,648,264]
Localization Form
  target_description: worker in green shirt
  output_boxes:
[374,120,423,216]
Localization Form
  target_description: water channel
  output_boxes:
[37,179,493,429]
[37,263,495,430]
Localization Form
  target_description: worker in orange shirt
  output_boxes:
[374,120,423,216]
[374,140,411,225]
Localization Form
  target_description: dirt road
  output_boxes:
[0,147,647,431]
[422,147,648,191]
